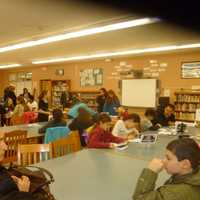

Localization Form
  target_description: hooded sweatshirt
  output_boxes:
[133,167,200,200]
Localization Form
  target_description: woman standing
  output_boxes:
[38,90,49,122]
[96,88,107,113]
[22,88,31,103]
[103,90,120,116]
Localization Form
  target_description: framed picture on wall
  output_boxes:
[181,61,200,78]
[80,68,103,87]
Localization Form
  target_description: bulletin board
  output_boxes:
[80,68,103,87]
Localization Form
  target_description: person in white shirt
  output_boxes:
[27,95,38,111]
[112,113,140,139]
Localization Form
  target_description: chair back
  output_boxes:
[44,126,70,144]
[52,131,81,158]
[17,143,52,166]
[3,130,27,164]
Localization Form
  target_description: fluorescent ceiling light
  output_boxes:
[32,43,200,64]
[0,17,159,53]
[0,64,22,69]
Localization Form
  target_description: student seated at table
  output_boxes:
[68,107,97,146]
[112,113,140,139]
[39,108,67,133]
[0,138,35,199]
[87,113,126,148]
[133,138,200,200]
[154,104,175,127]
[140,108,161,131]
[11,96,26,118]
[27,95,38,111]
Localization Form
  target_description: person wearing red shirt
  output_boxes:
[87,113,126,148]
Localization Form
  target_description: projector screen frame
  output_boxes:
[121,79,159,108]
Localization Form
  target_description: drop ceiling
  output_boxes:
[0,0,200,66]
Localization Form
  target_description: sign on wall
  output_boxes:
[80,68,103,87]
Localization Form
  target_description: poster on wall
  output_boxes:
[181,61,200,78]
[80,68,103,87]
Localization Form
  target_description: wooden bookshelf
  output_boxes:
[71,91,99,110]
[174,90,200,122]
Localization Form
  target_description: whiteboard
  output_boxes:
[122,79,157,107]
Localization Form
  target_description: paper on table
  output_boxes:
[128,138,141,143]
[116,145,128,150]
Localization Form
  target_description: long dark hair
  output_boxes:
[106,90,119,105]
[53,108,63,122]
[99,88,107,96]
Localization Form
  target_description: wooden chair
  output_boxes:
[3,130,27,164]
[17,143,52,166]
[52,131,81,158]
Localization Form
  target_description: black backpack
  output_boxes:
[7,165,56,200]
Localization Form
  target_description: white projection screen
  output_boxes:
[121,79,157,107]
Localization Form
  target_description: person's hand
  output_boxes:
[128,133,134,139]
[148,158,164,173]
[12,175,30,192]
[155,123,162,128]
[109,143,117,148]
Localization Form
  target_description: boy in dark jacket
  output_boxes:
[133,138,200,200]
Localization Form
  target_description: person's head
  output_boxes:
[164,138,200,175]
[52,108,63,122]
[7,97,13,107]
[29,95,34,103]
[164,104,175,117]
[99,88,107,96]
[123,113,140,129]
[39,90,48,100]
[145,108,156,121]
[117,106,126,114]
[17,96,25,105]
[0,137,7,162]
[23,88,28,94]
[97,113,112,131]
[9,84,15,91]
[106,90,118,104]
[72,93,81,105]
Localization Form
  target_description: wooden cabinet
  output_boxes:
[174,90,200,122]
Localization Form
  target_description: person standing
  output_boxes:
[96,88,107,113]
[21,88,31,103]
[38,90,49,122]
[60,85,72,109]
[103,90,120,115]
[4,85,17,106]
